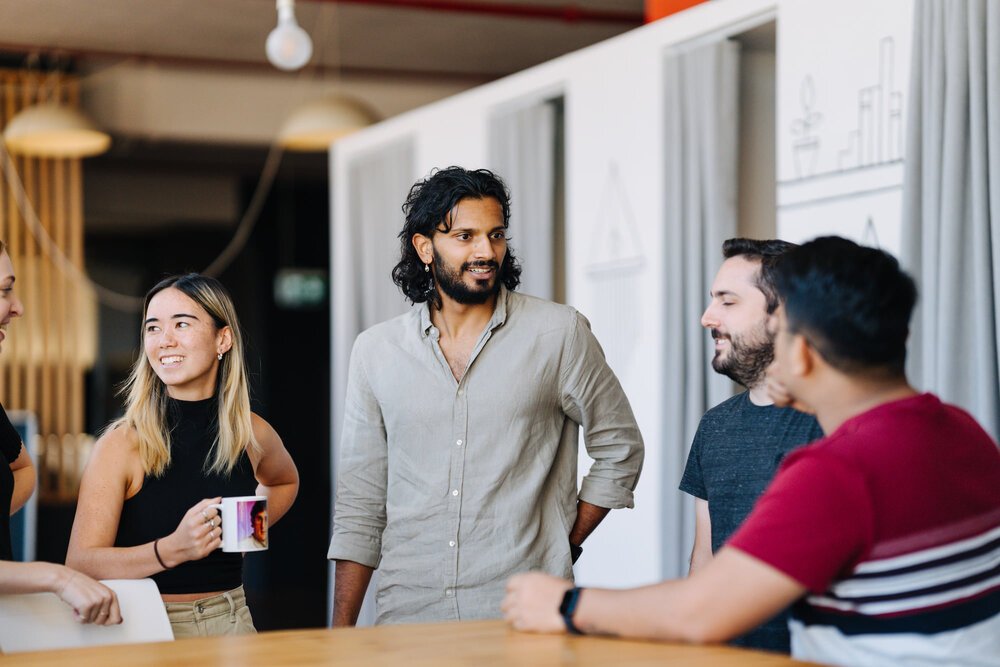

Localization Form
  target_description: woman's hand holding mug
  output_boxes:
[159,497,223,567]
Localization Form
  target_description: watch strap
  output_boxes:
[559,586,585,635]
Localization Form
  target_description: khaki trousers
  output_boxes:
[164,585,256,639]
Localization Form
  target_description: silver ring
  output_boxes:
[210,518,217,528]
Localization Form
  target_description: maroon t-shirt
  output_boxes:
[729,393,1000,663]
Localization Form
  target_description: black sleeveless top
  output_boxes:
[0,404,23,561]
[115,396,257,594]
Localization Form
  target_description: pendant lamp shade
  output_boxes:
[3,103,111,158]
[278,97,378,152]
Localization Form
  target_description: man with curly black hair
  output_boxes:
[329,166,644,626]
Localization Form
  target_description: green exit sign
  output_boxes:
[274,269,327,309]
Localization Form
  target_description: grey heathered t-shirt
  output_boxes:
[679,390,823,653]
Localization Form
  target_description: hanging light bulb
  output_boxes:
[266,0,313,71]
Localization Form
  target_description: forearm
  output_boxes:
[332,560,374,627]
[688,543,714,574]
[573,581,713,642]
[257,480,298,525]
[688,499,714,575]
[0,561,122,626]
[568,501,610,546]
[0,561,71,595]
[66,539,176,580]
[573,549,801,642]
[9,466,35,514]
[504,549,803,641]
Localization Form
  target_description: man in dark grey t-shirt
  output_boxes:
[679,238,822,653]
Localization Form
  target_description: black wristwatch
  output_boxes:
[559,586,585,635]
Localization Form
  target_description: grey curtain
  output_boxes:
[329,138,415,625]
[489,101,557,300]
[903,0,1000,439]
[662,39,740,579]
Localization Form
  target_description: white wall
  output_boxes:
[331,0,778,592]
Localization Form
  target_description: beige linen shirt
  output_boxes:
[328,288,643,624]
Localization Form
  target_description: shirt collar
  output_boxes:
[419,287,510,336]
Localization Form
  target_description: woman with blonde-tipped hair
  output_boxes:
[67,273,299,638]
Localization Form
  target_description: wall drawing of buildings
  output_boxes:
[837,37,904,171]
[787,36,904,182]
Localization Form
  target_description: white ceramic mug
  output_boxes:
[208,495,268,553]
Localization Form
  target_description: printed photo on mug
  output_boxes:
[237,498,268,551]
[209,495,268,552]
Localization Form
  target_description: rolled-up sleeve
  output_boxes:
[327,335,388,568]
[560,312,644,509]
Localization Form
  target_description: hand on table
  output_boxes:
[501,572,572,633]
[56,569,122,625]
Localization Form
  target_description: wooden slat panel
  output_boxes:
[68,156,83,437]
[0,67,95,502]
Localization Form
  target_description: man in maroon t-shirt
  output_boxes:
[502,237,1000,667]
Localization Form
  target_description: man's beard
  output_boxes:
[433,249,501,305]
[711,321,774,388]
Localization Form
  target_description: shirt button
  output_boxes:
[456,439,463,446]
[449,540,456,547]
[445,589,454,597]
[457,389,464,396]
[451,489,459,496]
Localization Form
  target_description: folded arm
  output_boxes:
[561,312,644,514]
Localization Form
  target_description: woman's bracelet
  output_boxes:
[153,538,172,570]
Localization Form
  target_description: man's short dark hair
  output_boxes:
[391,166,522,306]
[722,238,798,314]
[251,500,266,518]
[774,236,917,377]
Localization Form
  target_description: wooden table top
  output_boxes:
[0,620,823,666]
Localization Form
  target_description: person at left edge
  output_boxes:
[329,166,644,626]
[0,242,35,562]
[66,274,299,638]
[0,238,121,626]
